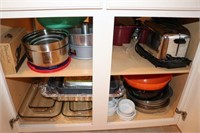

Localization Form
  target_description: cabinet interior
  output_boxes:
[2,17,200,125]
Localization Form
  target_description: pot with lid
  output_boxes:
[22,29,69,67]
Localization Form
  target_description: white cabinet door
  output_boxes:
[177,42,200,133]
[0,64,18,133]
[0,0,103,11]
[106,0,200,10]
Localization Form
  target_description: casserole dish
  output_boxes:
[18,81,62,121]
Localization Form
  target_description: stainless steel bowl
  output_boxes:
[26,45,68,67]
[22,29,68,51]
[70,34,93,46]
[22,29,69,67]
[69,27,93,46]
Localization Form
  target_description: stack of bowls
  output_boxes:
[69,23,93,59]
[22,29,69,68]
[116,99,136,121]
[123,74,173,113]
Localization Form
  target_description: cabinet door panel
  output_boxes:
[177,42,200,133]
[0,64,18,133]
[0,0,103,11]
[107,0,200,10]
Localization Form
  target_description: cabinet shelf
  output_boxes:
[6,45,190,78]
[5,58,92,78]
[111,46,190,75]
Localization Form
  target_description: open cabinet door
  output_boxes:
[177,42,200,133]
[0,64,18,133]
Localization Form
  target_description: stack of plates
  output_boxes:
[124,81,173,113]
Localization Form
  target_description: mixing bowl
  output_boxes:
[124,74,172,91]
[37,17,86,29]
[22,29,69,67]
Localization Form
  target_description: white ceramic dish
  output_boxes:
[116,98,136,121]
[117,108,136,121]
[118,99,135,114]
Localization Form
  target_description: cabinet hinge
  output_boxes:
[175,108,187,121]
[9,115,20,129]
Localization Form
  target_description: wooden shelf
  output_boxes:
[6,58,92,78]
[4,46,192,78]
[111,46,190,75]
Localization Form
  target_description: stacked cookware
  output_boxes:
[22,29,71,72]
[69,22,93,59]
[22,17,92,73]
[123,74,173,113]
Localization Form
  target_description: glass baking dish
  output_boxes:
[62,102,92,117]
[18,81,63,121]
[28,82,56,112]
[40,76,125,101]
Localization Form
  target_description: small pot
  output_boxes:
[22,29,69,67]
[69,44,92,59]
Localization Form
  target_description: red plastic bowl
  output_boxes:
[124,74,172,91]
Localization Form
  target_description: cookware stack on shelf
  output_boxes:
[21,17,93,73]
[69,22,93,59]
[123,74,173,113]
[22,29,71,73]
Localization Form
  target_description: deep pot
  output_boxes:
[22,29,69,67]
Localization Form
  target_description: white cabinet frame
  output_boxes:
[0,1,200,132]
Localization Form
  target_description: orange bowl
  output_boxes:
[124,74,172,91]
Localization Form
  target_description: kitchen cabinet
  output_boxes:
[106,0,200,10]
[177,43,200,133]
[0,0,200,132]
[0,0,103,11]
[0,64,17,133]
